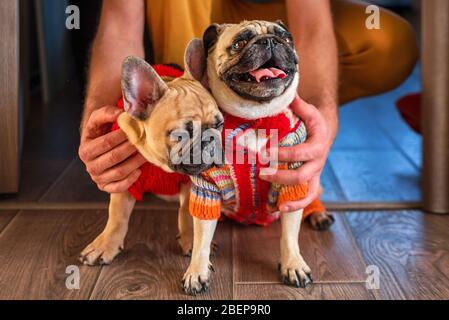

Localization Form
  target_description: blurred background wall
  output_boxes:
[32,0,101,103]
[29,0,417,106]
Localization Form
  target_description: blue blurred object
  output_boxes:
[323,64,422,203]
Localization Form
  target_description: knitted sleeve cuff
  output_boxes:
[189,185,222,220]
[277,183,309,208]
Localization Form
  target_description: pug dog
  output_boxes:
[79,39,224,266]
[181,20,322,295]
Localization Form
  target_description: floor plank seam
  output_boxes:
[342,212,409,300]
[341,214,371,271]
[87,267,105,300]
[0,210,21,239]
[37,158,79,202]
[339,213,399,300]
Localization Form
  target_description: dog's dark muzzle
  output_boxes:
[255,36,282,50]
[170,126,223,176]
[227,36,297,75]
[223,35,298,102]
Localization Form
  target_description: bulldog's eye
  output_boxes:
[232,39,248,51]
[284,37,292,44]
[167,130,184,142]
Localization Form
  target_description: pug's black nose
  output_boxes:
[256,37,277,48]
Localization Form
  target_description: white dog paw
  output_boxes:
[181,263,213,295]
[79,233,124,266]
[279,256,313,288]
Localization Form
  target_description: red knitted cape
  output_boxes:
[222,111,301,225]
[112,64,190,201]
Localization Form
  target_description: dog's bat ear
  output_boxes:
[184,38,208,87]
[117,112,145,147]
[121,56,168,120]
[118,112,157,165]
[275,20,290,32]
[203,23,222,57]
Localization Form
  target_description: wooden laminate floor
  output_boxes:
[1,207,448,300]
[1,66,448,300]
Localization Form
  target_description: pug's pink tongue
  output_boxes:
[249,68,286,82]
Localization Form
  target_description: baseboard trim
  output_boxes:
[325,201,422,211]
[0,201,422,212]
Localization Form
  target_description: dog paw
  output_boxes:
[177,234,219,257]
[309,212,335,231]
[279,257,313,288]
[177,233,193,256]
[79,233,124,266]
[181,263,214,295]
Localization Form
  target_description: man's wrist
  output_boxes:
[317,103,339,148]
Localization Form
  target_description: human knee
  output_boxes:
[367,15,419,93]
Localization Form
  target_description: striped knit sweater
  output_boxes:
[114,64,316,225]
[189,107,309,226]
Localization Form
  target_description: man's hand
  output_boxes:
[79,106,147,193]
[260,95,331,212]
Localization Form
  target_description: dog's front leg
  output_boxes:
[80,192,136,265]
[280,209,313,288]
[182,218,217,295]
[177,183,194,256]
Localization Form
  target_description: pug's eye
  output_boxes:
[232,39,247,51]
[284,37,292,44]
[215,120,224,130]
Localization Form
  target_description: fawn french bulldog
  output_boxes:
[79,39,224,266]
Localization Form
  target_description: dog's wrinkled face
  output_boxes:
[118,40,224,176]
[205,20,299,119]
